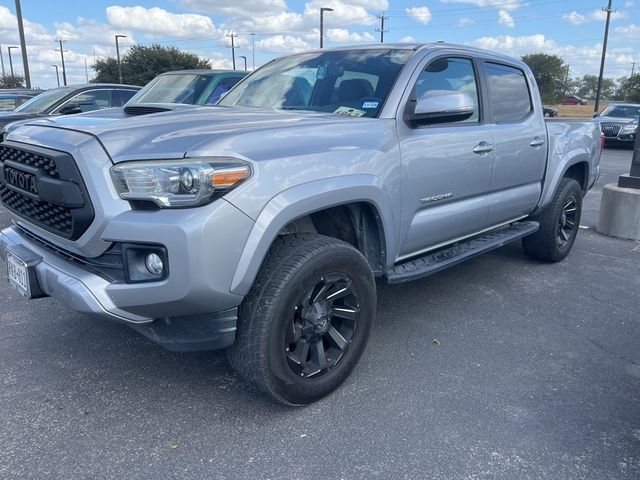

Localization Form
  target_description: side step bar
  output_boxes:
[386,221,539,284]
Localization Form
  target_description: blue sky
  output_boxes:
[0,0,638,88]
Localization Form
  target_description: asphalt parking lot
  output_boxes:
[1,148,638,479]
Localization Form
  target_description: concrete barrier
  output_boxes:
[598,183,640,240]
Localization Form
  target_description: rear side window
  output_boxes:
[485,62,532,123]
[206,77,243,105]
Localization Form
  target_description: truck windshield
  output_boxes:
[600,105,640,119]
[218,49,414,118]
[128,74,218,106]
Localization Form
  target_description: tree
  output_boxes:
[92,44,211,86]
[0,74,25,88]
[521,53,568,104]
[576,74,615,100]
[618,74,640,102]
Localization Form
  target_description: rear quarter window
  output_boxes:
[485,62,532,123]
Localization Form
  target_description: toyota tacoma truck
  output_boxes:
[0,44,601,405]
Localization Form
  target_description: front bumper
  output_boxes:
[0,198,254,351]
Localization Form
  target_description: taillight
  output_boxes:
[600,133,605,152]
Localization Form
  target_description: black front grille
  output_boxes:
[0,186,73,234]
[0,142,94,240]
[600,123,621,137]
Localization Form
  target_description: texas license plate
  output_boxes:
[6,250,31,298]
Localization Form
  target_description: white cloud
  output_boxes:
[106,6,219,38]
[180,0,287,17]
[498,9,514,28]
[469,34,634,78]
[457,17,475,27]
[624,0,635,7]
[406,6,432,25]
[614,23,640,41]
[562,9,628,25]
[440,0,521,11]
[256,35,310,53]
[399,36,417,43]
[326,28,374,42]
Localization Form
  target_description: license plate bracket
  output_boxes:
[4,244,45,299]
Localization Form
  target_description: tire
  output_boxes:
[227,233,377,405]
[522,178,583,262]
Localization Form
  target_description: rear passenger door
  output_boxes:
[483,62,547,225]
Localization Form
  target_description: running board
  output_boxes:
[386,221,539,284]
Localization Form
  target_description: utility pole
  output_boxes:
[376,13,389,43]
[15,0,31,88]
[115,34,126,84]
[58,40,67,86]
[320,7,334,48]
[51,65,60,87]
[594,0,614,115]
[239,55,247,71]
[632,61,636,77]
[250,32,256,70]
[226,33,238,70]
[7,46,18,77]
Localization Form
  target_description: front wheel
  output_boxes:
[227,234,376,405]
[522,178,583,262]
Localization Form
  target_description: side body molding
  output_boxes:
[229,175,398,296]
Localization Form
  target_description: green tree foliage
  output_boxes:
[92,44,211,86]
[576,74,615,100]
[617,74,640,102]
[521,53,568,103]
[0,74,25,88]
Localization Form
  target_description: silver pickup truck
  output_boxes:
[0,44,601,405]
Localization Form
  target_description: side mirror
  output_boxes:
[58,104,82,115]
[406,90,475,125]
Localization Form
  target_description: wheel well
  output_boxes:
[278,203,386,275]
[563,162,588,193]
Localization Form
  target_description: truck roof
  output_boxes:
[305,42,526,68]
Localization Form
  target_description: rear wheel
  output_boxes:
[522,178,582,262]
[227,233,376,405]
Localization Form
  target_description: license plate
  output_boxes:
[6,251,30,297]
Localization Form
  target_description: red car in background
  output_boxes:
[563,95,588,105]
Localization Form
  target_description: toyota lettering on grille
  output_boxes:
[4,166,39,195]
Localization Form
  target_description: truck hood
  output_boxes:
[16,106,370,162]
[598,115,638,124]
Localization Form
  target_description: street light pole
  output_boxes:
[239,55,247,71]
[594,0,614,115]
[51,65,60,87]
[0,45,5,77]
[115,34,127,84]
[250,32,256,70]
[58,39,67,86]
[7,46,18,77]
[15,0,31,88]
[320,7,334,48]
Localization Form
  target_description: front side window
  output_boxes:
[411,57,480,125]
[485,62,532,123]
[219,49,414,118]
[57,90,112,113]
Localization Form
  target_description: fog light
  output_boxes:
[145,253,164,276]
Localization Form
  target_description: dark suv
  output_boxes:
[0,84,141,129]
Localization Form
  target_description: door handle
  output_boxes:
[530,137,545,147]
[473,142,493,155]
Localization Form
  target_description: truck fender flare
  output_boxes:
[537,149,591,213]
[229,175,397,296]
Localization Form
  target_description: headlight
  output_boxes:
[110,158,251,208]
[619,124,638,134]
